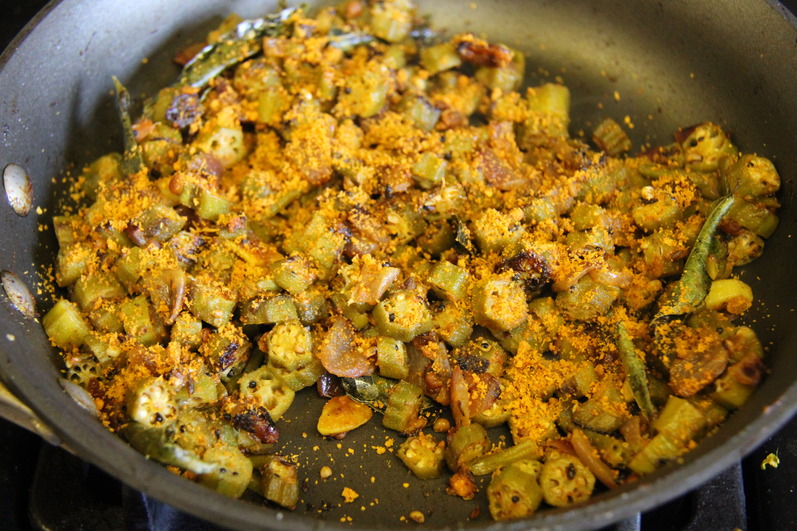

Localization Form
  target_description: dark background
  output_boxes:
[1,1,796,530]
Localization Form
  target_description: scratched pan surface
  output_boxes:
[1,0,797,529]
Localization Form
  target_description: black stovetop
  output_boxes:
[1,1,796,529]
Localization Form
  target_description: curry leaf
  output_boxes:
[179,7,298,89]
[341,375,433,413]
[616,321,656,419]
[112,76,144,176]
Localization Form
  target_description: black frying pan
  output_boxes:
[1,1,796,529]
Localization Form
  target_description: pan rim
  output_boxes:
[1,0,796,529]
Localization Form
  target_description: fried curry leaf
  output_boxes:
[178,7,297,89]
[341,375,434,413]
[652,194,735,327]
[616,321,656,419]
[327,29,376,52]
[112,76,144,176]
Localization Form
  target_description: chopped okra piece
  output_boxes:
[200,323,251,378]
[397,432,445,479]
[52,215,81,248]
[433,302,474,348]
[472,273,528,332]
[263,320,313,372]
[710,356,762,409]
[140,123,181,175]
[727,199,780,238]
[475,46,525,92]
[629,396,707,474]
[174,365,220,407]
[270,256,317,294]
[592,117,632,156]
[382,380,426,433]
[182,182,231,222]
[539,453,595,507]
[487,459,543,521]
[632,192,681,232]
[373,290,434,342]
[677,122,738,172]
[241,295,299,325]
[420,41,463,75]
[123,422,216,476]
[136,204,187,242]
[261,320,323,391]
[83,333,123,366]
[257,87,292,126]
[55,244,91,287]
[444,423,490,471]
[652,395,707,438]
[470,439,540,476]
[472,395,511,428]
[555,276,620,322]
[114,246,155,289]
[411,152,447,189]
[127,376,178,427]
[292,287,330,324]
[370,0,414,43]
[416,219,456,256]
[79,152,123,201]
[459,337,508,378]
[199,446,254,498]
[193,123,246,168]
[170,312,203,349]
[335,60,391,118]
[119,295,167,347]
[73,272,126,311]
[43,299,92,350]
[724,154,781,199]
[239,366,295,421]
[571,382,627,433]
[260,456,300,510]
[472,208,524,254]
[187,276,237,328]
[399,93,441,132]
[375,336,409,380]
[330,292,371,330]
[283,211,346,278]
[428,261,469,301]
[521,83,570,143]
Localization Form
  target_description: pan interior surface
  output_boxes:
[0,1,796,529]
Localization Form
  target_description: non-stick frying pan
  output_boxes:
[1,1,796,529]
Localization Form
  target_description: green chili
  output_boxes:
[652,194,736,327]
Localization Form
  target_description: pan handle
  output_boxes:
[0,378,63,446]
